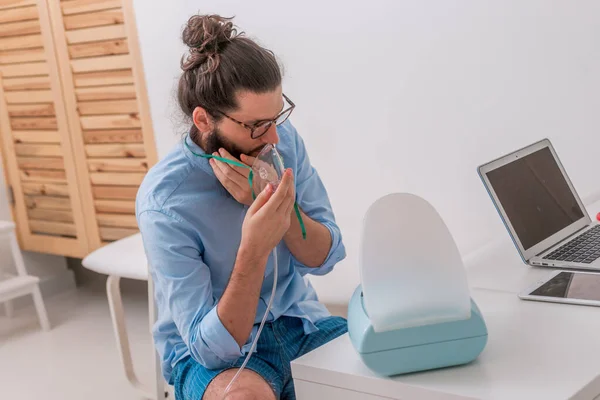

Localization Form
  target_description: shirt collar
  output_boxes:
[182,130,215,175]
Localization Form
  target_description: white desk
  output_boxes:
[292,199,600,400]
[466,198,600,294]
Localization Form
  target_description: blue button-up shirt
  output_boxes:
[136,120,346,382]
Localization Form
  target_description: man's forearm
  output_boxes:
[217,246,268,347]
[284,209,332,268]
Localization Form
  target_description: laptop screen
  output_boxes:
[485,147,584,251]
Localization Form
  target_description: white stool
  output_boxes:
[0,220,50,331]
[82,233,165,400]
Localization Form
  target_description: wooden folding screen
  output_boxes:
[0,0,88,257]
[0,0,157,256]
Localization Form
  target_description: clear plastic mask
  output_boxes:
[184,138,305,239]
[251,144,286,196]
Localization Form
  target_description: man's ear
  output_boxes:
[192,106,214,134]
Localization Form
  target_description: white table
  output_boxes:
[466,198,600,294]
[291,199,600,400]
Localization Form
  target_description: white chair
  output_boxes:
[0,220,50,331]
[82,233,165,400]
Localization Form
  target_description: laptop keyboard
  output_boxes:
[543,225,600,264]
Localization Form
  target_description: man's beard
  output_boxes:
[203,126,245,160]
[202,127,265,160]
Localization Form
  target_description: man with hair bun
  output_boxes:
[136,13,347,400]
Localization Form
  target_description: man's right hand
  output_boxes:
[240,168,296,260]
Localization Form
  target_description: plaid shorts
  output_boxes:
[172,315,348,400]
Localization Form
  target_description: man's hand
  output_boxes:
[217,169,294,348]
[242,153,331,267]
[209,148,253,206]
[240,169,296,259]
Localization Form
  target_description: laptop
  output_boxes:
[478,138,600,271]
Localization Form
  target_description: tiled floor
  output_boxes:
[1,282,347,400]
[0,283,159,400]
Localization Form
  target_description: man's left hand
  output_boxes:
[210,148,253,206]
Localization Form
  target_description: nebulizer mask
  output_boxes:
[185,140,306,237]
[251,144,286,193]
[184,140,305,398]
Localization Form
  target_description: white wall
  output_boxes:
[134,0,600,305]
[131,0,187,158]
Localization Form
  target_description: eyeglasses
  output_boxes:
[214,94,295,139]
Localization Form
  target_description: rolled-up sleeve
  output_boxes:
[290,126,346,276]
[138,210,243,369]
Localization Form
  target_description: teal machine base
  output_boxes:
[348,285,488,376]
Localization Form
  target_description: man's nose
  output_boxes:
[260,123,279,145]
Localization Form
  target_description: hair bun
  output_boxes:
[181,14,239,73]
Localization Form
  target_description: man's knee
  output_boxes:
[223,387,269,400]
[204,368,276,400]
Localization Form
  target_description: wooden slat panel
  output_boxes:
[21,182,69,197]
[94,199,134,214]
[25,235,83,258]
[13,130,61,143]
[69,38,128,59]
[14,143,62,156]
[82,128,142,143]
[63,8,124,30]
[0,51,29,245]
[61,0,122,16]
[46,0,105,249]
[75,84,135,101]
[70,54,131,73]
[80,113,140,130]
[20,169,67,182]
[92,185,137,200]
[0,5,36,24]
[65,24,126,44]
[0,19,40,37]
[0,0,36,11]
[2,75,50,90]
[99,226,137,241]
[5,90,52,103]
[73,68,132,87]
[11,117,57,130]
[77,99,137,115]
[0,33,42,51]
[88,158,147,172]
[97,213,137,228]
[0,47,44,64]
[0,61,48,78]
[28,208,74,223]
[85,143,144,158]
[45,0,113,250]
[90,172,144,185]
[17,156,65,170]
[25,195,71,210]
[30,220,76,236]
[7,103,54,117]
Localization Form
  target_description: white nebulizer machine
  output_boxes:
[348,193,488,377]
